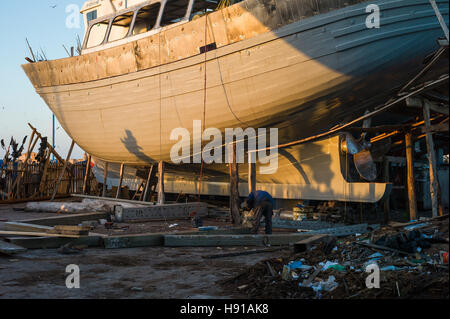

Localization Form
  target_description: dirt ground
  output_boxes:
[0,245,285,299]
[0,204,281,299]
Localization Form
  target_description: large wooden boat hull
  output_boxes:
[23,0,449,202]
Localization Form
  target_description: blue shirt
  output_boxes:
[247,191,274,208]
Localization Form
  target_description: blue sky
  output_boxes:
[0,0,86,159]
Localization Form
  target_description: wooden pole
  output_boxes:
[116,163,125,199]
[228,143,241,225]
[102,162,109,197]
[248,152,256,195]
[27,124,67,165]
[82,155,92,195]
[27,124,72,178]
[51,140,75,201]
[11,131,38,198]
[423,101,442,217]
[383,157,390,224]
[157,161,165,205]
[405,133,418,221]
[38,150,52,196]
[142,164,155,202]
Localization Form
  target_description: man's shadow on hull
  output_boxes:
[121,130,155,164]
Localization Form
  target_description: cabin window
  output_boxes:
[189,0,219,20]
[160,0,191,27]
[86,19,109,48]
[87,10,98,22]
[109,12,134,42]
[132,3,162,35]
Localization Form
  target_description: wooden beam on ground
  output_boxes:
[71,193,158,205]
[305,224,378,237]
[423,101,443,217]
[115,163,125,199]
[0,230,81,238]
[113,202,209,222]
[228,143,241,225]
[103,228,251,249]
[51,140,75,201]
[202,246,289,259]
[164,233,314,247]
[405,133,418,221]
[3,222,52,233]
[102,162,109,197]
[157,161,165,205]
[16,212,109,226]
[293,234,330,253]
[265,219,344,230]
[0,194,70,205]
[83,155,92,195]
[0,239,27,255]
[103,232,168,248]
[7,235,102,250]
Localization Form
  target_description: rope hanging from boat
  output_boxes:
[216,0,231,10]
[194,11,210,208]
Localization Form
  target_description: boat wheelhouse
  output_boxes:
[81,0,223,53]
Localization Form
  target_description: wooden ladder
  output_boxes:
[132,165,158,202]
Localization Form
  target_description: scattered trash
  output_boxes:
[131,287,143,291]
[57,243,83,255]
[404,223,429,231]
[440,251,448,264]
[368,252,384,259]
[169,224,179,228]
[192,216,203,228]
[320,261,339,271]
[222,214,449,299]
[281,261,313,280]
[198,226,219,231]
[104,222,114,229]
[309,276,339,293]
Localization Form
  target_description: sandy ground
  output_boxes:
[0,245,284,299]
[0,204,281,299]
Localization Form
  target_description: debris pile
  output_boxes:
[221,216,449,299]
